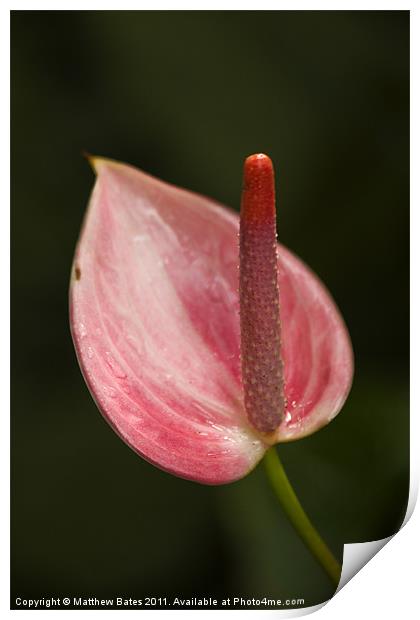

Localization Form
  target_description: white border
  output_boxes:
[4,2,413,9]
[4,3,416,618]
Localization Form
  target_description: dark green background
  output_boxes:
[11,10,409,609]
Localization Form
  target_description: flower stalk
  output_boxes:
[263,447,341,586]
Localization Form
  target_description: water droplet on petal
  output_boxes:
[105,352,127,379]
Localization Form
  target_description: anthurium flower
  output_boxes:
[69,155,353,485]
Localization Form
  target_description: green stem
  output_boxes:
[263,447,341,587]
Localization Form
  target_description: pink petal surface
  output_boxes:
[69,158,353,484]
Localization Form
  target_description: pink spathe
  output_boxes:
[69,158,353,485]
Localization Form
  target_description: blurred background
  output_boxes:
[11,10,409,609]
